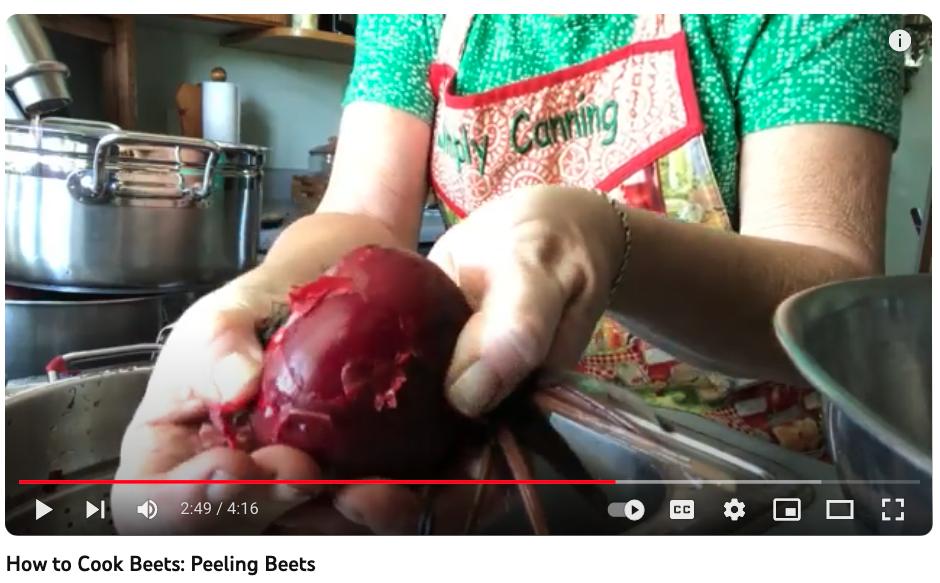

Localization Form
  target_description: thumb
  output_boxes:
[141,299,268,426]
[205,309,266,409]
[198,273,293,408]
[446,262,566,417]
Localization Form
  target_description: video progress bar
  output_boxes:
[613,480,921,485]
[17,479,921,486]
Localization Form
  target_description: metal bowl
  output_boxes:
[775,274,931,535]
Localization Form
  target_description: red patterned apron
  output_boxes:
[427,14,826,458]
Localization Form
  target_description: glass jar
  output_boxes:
[308,136,337,176]
[292,15,318,30]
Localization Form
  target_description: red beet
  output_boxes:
[5,285,36,300]
[247,245,473,477]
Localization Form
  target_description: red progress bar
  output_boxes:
[20,479,616,485]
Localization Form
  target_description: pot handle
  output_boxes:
[529,370,776,482]
[45,343,163,382]
[40,117,121,132]
[155,323,176,345]
[79,132,222,201]
[44,323,176,382]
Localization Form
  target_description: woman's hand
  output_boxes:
[111,269,323,535]
[112,185,624,536]
[318,186,626,535]
[430,185,625,417]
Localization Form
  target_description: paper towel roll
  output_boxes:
[202,81,240,143]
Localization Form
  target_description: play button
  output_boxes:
[624,499,645,521]
[36,500,52,520]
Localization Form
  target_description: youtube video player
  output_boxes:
[2,13,934,583]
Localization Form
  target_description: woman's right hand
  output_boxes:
[111,268,323,535]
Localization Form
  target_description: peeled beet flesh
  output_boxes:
[246,245,473,477]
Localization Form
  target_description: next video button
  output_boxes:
[669,500,695,519]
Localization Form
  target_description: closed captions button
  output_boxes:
[669,500,694,519]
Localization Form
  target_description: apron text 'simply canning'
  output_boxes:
[427,14,826,458]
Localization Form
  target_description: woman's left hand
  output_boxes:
[429,184,625,417]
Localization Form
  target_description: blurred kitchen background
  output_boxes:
[21,14,934,270]
[28,14,445,258]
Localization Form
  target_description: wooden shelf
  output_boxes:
[221,27,354,65]
[134,16,355,65]
[195,14,289,27]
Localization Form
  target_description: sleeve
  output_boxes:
[736,15,904,146]
[342,14,437,123]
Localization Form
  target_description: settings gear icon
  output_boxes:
[723,498,746,521]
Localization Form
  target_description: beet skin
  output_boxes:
[248,245,473,477]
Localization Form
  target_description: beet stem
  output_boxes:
[496,427,549,535]
[257,300,291,347]
[463,443,495,534]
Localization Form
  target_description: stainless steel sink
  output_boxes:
[8,366,809,536]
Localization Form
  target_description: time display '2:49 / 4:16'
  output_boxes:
[180,502,260,515]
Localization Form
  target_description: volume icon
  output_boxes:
[137,500,158,520]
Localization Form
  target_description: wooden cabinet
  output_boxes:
[32,13,353,131]
[39,15,137,129]
[193,14,290,27]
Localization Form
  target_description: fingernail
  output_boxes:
[447,362,503,417]
[272,484,312,504]
[212,352,261,404]
[246,343,264,363]
[333,498,365,526]
[206,471,243,504]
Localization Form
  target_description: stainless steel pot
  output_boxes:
[4,291,187,381]
[4,117,265,292]
[775,274,931,535]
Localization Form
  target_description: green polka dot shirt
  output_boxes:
[343,15,904,214]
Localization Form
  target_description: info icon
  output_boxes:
[773,498,801,521]
[888,29,912,53]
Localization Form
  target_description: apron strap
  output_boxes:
[632,14,683,42]
[435,15,682,71]
[435,14,476,70]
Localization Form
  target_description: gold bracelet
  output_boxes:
[593,189,632,303]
